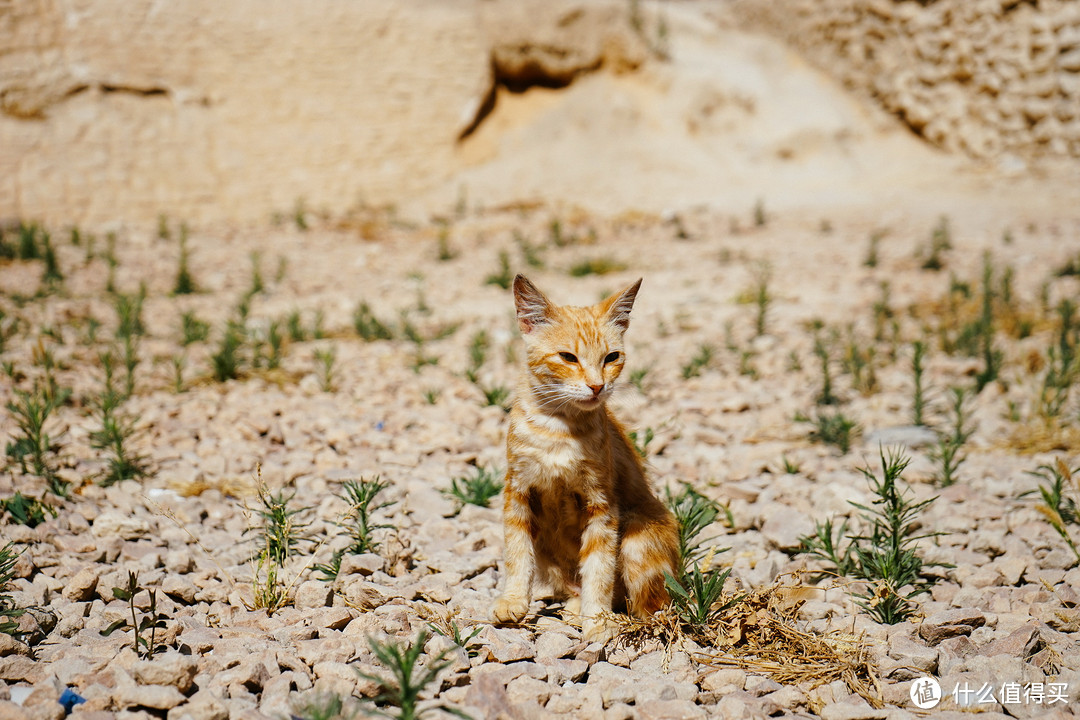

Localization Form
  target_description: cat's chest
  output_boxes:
[510,413,606,484]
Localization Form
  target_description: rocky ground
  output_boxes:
[1,201,1080,720]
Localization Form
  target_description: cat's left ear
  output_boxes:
[514,274,554,334]
[601,278,642,332]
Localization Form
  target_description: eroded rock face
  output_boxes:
[0,0,645,228]
[730,0,1080,162]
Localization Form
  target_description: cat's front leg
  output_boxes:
[578,500,619,642]
[493,481,535,623]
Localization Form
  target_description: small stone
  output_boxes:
[636,699,706,719]
[311,661,357,695]
[62,567,100,602]
[819,703,888,720]
[164,550,196,575]
[1031,604,1080,632]
[0,633,32,658]
[464,673,519,720]
[992,555,1027,586]
[505,675,552,706]
[91,512,150,539]
[117,683,186,710]
[576,641,606,665]
[534,631,576,659]
[161,575,198,605]
[167,690,228,720]
[700,668,746,692]
[982,622,1041,658]
[339,554,383,577]
[882,636,938,680]
[294,581,333,609]
[133,653,199,693]
[0,655,37,682]
[919,608,986,644]
[759,505,814,550]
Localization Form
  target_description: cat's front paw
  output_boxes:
[581,617,618,644]
[492,594,529,624]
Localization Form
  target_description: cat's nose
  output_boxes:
[588,384,604,396]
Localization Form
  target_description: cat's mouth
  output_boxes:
[575,396,603,409]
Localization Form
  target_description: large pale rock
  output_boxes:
[133,653,199,693]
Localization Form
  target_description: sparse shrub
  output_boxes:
[800,448,948,624]
[629,367,649,394]
[911,340,929,426]
[568,257,627,277]
[1023,459,1080,566]
[180,311,210,346]
[5,385,69,497]
[428,620,483,659]
[681,344,713,379]
[314,345,337,392]
[920,216,951,271]
[665,483,725,570]
[89,401,149,487]
[173,228,197,295]
[812,325,839,406]
[863,231,882,268]
[629,427,654,459]
[515,231,544,269]
[211,320,247,382]
[797,409,858,454]
[664,555,740,628]
[928,386,973,487]
[354,302,394,341]
[358,630,467,720]
[246,485,312,566]
[444,466,503,514]
[40,230,63,288]
[753,198,766,227]
[0,543,24,636]
[1,492,57,527]
[339,477,395,555]
[436,225,457,262]
[485,251,512,289]
[479,383,511,411]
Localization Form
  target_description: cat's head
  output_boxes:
[513,274,641,413]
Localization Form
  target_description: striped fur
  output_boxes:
[492,275,680,642]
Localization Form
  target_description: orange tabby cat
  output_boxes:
[492,275,680,641]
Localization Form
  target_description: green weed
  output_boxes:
[0,492,57,527]
[629,427,654,459]
[629,367,650,394]
[797,409,859,454]
[5,385,69,497]
[664,558,740,628]
[172,228,197,295]
[211,320,247,382]
[428,620,483,659]
[920,216,951,271]
[0,543,24,636]
[444,466,503,514]
[863,231,882,268]
[315,346,337,392]
[664,483,724,570]
[681,344,713,379]
[354,302,394,341]
[358,630,469,720]
[180,311,210,346]
[801,448,948,624]
[928,386,974,487]
[89,403,149,487]
[568,257,627,277]
[339,477,395,555]
[485,251,512,290]
[100,571,169,658]
[911,341,928,426]
[1023,459,1080,565]
[246,486,312,566]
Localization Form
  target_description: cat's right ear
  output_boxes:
[513,274,552,334]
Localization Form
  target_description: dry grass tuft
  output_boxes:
[1007,421,1080,454]
[609,573,881,708]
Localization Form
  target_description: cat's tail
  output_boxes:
[619,509,680,617]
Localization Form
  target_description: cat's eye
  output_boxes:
[604,351,621,364]
[558,352,578,363]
